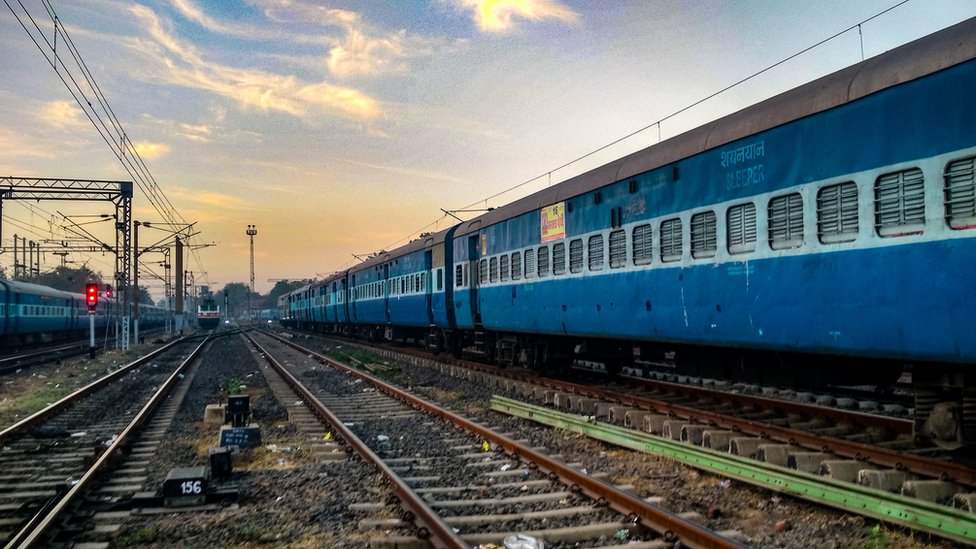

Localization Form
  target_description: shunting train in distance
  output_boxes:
[280,19,976,446]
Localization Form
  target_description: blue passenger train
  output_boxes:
[0,279,168,347]
[280,20,976,444]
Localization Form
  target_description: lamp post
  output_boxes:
[246,224,257,321]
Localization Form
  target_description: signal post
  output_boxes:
[86,283,98,359]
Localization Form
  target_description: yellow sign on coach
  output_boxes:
[541,202,565,243]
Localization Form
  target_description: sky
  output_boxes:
[0,0,973,300]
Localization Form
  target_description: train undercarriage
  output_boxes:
[282,318,974,448]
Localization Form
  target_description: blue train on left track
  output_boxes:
[0,279,167,347]
[279,20,976,444]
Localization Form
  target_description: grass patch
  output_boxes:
[118,527,157,546]
[0,383,76,419]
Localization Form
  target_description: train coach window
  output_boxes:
[456,265,463,288]
[727,203,757,254]
[500,255,510,281]
[479,259,487,284]
[512,251,522,280]
[609,230,626,268]
[489,257,498,283]
[660,218,683,262]
[632,224,652,265]
[690,212,717,259]
[817,182,858,243]
[769,193,804,249]
[945,156,976,229]
[569,239,584,273]
[437,269,443,291]
[524,249,536,278]
[537,246,550,277]
[875,168,924,237]
[552,242,566,275]
[588,235,605,271]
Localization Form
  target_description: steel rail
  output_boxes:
[7,334,217,548]
[479,367,976,486]
[625,374,912,435]
[287,333,976,487]
[262,330,746,549]
[244,333,469,549]
[0,336,186,443]
[491,395,976,546]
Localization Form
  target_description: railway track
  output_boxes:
[249,330,747,548]
[281,329,976,546]
[0,334,212,547]
[0,328,171,375]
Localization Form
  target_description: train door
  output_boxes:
[443,226,458,331]
[0,281,8,337]
[468,235,481,326]
[424,250,433,326]
[383,263,390,323]
[350,274,357,323]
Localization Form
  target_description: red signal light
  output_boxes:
[86,283,98,309]
[105,285,113,298]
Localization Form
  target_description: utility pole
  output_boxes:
[246,224,257,321]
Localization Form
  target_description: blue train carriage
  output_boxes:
[328,270,350,330]
[290,282,313,329]
[306,278,327,328]
[348,252,391,340]
[383,233,440,344]
[277,293,290,326]
[0,279,80,345]
[458,19,976,440]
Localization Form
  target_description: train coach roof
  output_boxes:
[350,225,453,274]
[452,17,976,239]
[0,279,81,300]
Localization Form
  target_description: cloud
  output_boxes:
[170,0,438,79]
[37,100,88,130]
[128,4,383,121]
[0,127,57,162]
[178,123,212,143]
[133,141,171,159]
[449,0,580,33]
[167,187,253,210]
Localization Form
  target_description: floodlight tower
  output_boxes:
[246,224,257,321]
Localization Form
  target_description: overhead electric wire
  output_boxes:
[3,0,209,286]
[455,0,913,212]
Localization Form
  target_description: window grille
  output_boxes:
[552,242,566,275]
[479,259,487,284]
[511,251,522,280]
[569,239,584,273]
[524,249,536,278]
[817,182,858,243]
[727,203,757,254]
[537,246,550,277]
[609,229,626,268]
[500,255,510,281]
[769,193,804,249]
[690,211,717,258]
[945,156,976,229]
[489,257,498,283]
[632,224,652,265]
[875,168,924,236]
[588,234,604,271]
[660,218,683,262]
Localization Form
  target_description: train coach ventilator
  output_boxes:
[490,395,976,546]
